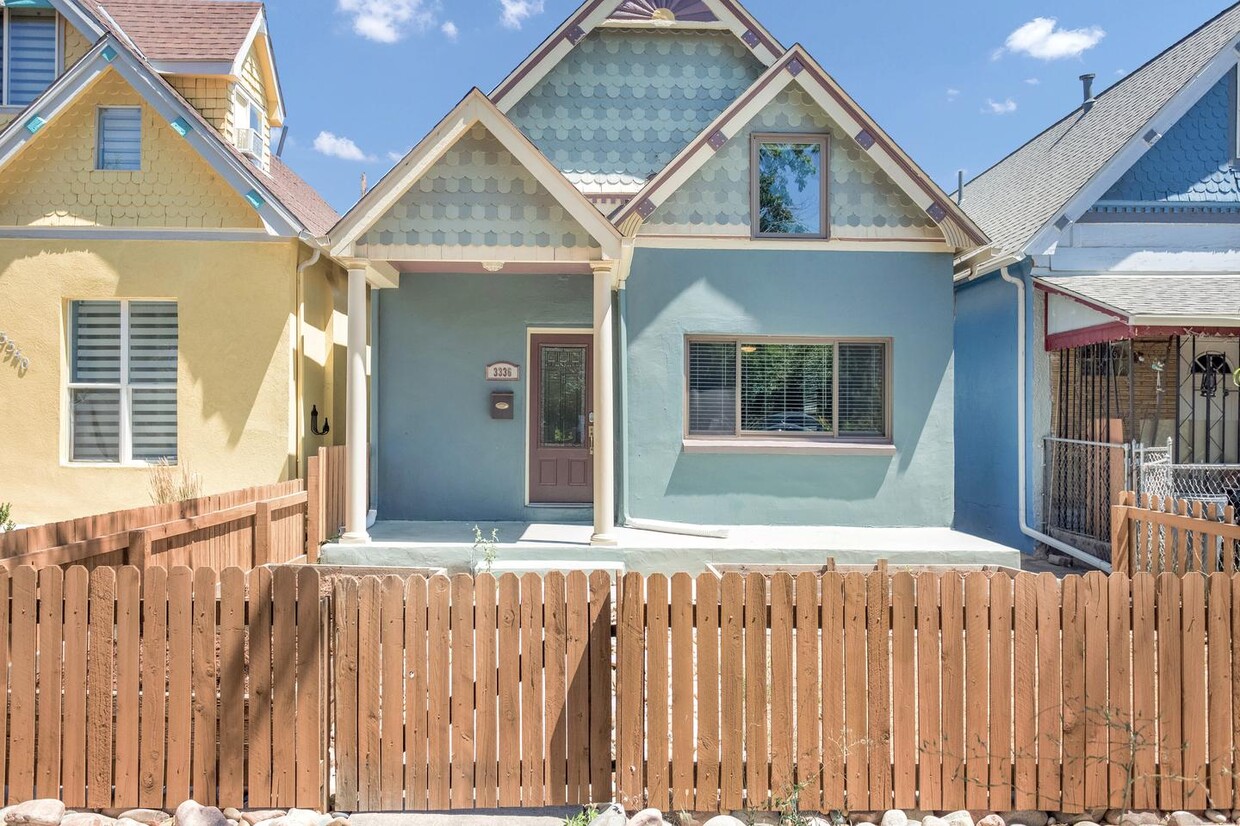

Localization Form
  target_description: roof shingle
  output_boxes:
[90,0,262,62]
[1039,274,1240,318]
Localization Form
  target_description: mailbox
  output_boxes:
[490,391,515,420]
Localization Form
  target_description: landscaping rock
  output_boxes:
[116,817,149,826]
[923,816,950,826]
[1203,813,1226,825]
[629,810,664,826]
[240,813,285,826]
[6,800,66,826]
[883,811,910,826]
[61,815,116,826]
[852,814,883,825]
[702,819,747,826]
[588,804,626,826]
[1000,814,1050,826]
[324,819,349,826]
[1055,813,1107,826]
[943,811,975,826]
[220,812,242,824]
[1118,814,1162,826]
[118,812,166,826]
[979,816,1006,826]
[176,801,229,826]
[1167,813,1206,826]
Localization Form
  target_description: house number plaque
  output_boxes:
[486,362,521,382]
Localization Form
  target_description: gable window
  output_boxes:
[2,9,58,108]
[69,300,178,464]
[687,338,890,441]
[97,107,142,170]
[233,90,266,162]
[752,134,829,238]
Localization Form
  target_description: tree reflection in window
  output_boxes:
[756,139,825,236]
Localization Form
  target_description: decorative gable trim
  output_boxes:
[611,44,988,251]
[47,0,106,42]
[489,0,784,112]
[328,88,623,260]
[0,37,304,237]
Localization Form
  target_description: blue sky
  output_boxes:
[265,0,1232,214]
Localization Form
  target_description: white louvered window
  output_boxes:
[97,107,142,171]
[687,338,890,441]
[69,300,178,464]
[2,10,58,107]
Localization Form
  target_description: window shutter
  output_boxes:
[71,301,121,383]
[97,108,143,171]
[7,13,57,107]
[687,342,737,435]
[839,342,887,436]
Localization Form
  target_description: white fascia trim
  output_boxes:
[50,0,104,41]
[329,90,622,260]
[1129,314,1240,328]
[148,60,234,76]
[634,235,955,253]
[1026,33,1240,258]
[0,226,286,242]
[231,13,285,126]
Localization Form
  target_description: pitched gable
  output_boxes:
[354,123,602,261]
[0,69,260,229]
[506,28,765,195]
[1093,68,1239,211]
[643,85,941,240]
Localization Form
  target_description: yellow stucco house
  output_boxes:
[0,0,349,524]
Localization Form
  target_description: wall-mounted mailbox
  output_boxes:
[491,391,515,420]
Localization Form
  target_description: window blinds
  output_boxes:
[687,341,736,435]
[7,13,56,107]
[97,108,143,171]
[838,342,886,436]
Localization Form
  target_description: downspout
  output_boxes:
[293,238,322,478]
[1000,265,1112,571]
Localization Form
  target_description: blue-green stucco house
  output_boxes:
[322,0,992,551]
[955,3,1240,568]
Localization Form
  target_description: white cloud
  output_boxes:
[983,98,1018,115]
[1024,77,1041,85]
[499,0,544,29]
[440,19,459,40]
[314,131,375,162]
[336,0,437,43]
[946,88,961,102]
[998,17,1105,61]
[387,149,409,162]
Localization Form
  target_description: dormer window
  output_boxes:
[233,89,266,165]
[752,134,829,239]
[2,9,58,108]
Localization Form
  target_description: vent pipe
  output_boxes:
[1080,73,1097,112]
[956,170,964,204]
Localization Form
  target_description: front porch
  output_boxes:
[318,520,1024,575]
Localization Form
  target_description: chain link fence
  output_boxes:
[1043,437,1131,563]
[1135,439,1240,512]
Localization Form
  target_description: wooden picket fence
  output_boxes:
[0,565,327,809]
[1113,491,1240,575]
[306,445,347,558]
[0,482,309,573]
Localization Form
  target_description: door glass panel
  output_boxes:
[540,345,587,448]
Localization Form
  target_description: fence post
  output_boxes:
[128,529,152,572]
[254,501,273,568]
[306,455,322,563]
[1111,494,1132,576]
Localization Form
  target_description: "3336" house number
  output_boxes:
[486,362,520,382]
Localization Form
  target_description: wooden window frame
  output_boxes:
[683,335,894,447]
[750,133,831,240]
[65,298,178,467]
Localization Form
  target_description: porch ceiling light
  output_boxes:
[482,261,505,272]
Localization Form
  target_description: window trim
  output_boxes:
[750,133,831,240]
[64,298,179,467]
[683,335,894,447]
[0,8,62,110]
[233,87,267,164]
[95,105,143,172]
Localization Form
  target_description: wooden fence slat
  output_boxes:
[139,567,168,809]
[519,573,544,808]
[697,573,721,813]
[915,572,942,812]
[9,566,37,803]
[1131,573,1158,809]
[35,566,64,800]
[1232,572,1240,808]
[646,574,670,812]
[85,566,115,808]
[796,573,822,810]
[865,572,891,810]
[989,571,1015,811]
[1107,573,1132,809]
[427,576,451,810]
[770,573,795,807]
[166,568,193,805]
[1061,577,1086,813]
[745,573,770,810]
[498,575,521,809]
[218,568,246,807]
[451,574,477,810]
[476,574,500,809]
[963,572,989,811]
[940,574,967,811]
[719,573,744,812]
[404,576,429,812]
[670,573,695,812]
[271,567,298,806]
[1206,574,1233,809]
[0,573,10,805]
[843,572,868,812]
[298,567,325,809]
[62,568,88,806]
[1180,574,1207,810]
[114,567,141,805]
[381,576,407,812]
[587,570,612,805]
[1084,572,1111,807]
[249,567,275,809]
[1036,573,1062,811]
[1157,573,1184,809]
[192,567,218,805]
[543,572,567,807]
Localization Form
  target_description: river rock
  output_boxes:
[118,812,165,826]
[588,804,626,826]
[1001,813,1049,826]
[1168,813,1206,826]
[240,813,285,826]
[943,811,975,826]
[62,816,115,826]
[702,819,747,826]
[979,816,1007,826]
[175,802,230,826]
[1118,814,1162,826]
[882,812,910,826]
[6,801,66,826]
[1202,813,1226,825]
[629,810,664,826]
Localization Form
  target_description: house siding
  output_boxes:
[168,75,233,132]
[374,274,594,522]
[623,247,956,527]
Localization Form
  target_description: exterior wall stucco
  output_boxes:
[0,70,262,229]
[0,239,302,525]
[623,247,956,527]
[374,274,594,523]
[299,253,348,465]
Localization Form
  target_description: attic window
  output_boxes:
[233,90,266,163]
[752,134,829,238]
[97,107,142,171]
[3,9,58,108]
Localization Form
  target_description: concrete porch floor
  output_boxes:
[319,521,1026,575]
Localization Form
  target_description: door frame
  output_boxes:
[524,326,595,508]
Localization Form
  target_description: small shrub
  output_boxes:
[0,502,15,532]
[472,524,499,573]
[564,807,599,826]
[148,459,204,504]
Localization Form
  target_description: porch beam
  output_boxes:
[342,266,371,544]
[592,261,618,546]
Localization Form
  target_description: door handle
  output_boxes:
[588,424,595,456]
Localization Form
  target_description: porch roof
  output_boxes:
[1039,273,1240,322]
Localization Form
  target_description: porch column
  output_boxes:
[342,266,371,544]
[591,261,618,546]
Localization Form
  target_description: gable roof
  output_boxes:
[489,0,784,112]
[328,89,623,260]
[88,0,263,62]
[961,2,1240,259]
[611,44,988,251]
[0,35,320,237]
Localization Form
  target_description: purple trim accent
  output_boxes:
[787,58,805,76]
[927,202,948,224]
[636,199,657,219]
[608,0,719,22]
[707,130,728,151]
[854,129,875,150]
[565,24,587,44]
[742,29,760,48]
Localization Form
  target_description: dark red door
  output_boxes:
[529,333,594,505]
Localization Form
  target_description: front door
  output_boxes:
[529,333,594,505]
